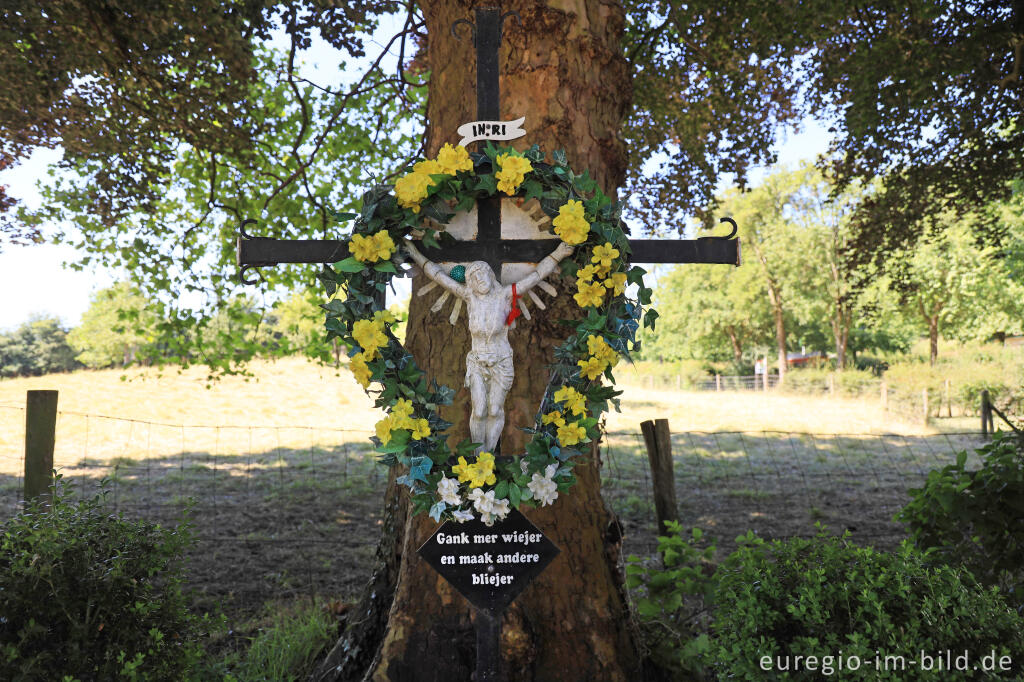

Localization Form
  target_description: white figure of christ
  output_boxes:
[404,239,574,453]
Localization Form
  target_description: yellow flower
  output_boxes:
[410,418,431,440]
[349,233,377,263]
[586,335,619,367]
[495,153,533,195]
[592,260,612,278]
[373,309,397,325]
[577,356,606,381]
[556,421,587,447]
[573,280,606,308]
[392,398,414,420]
[541,410,566,427]
[349,352,372,388]
[577,264,599,283]
[554,386,586,416]
[413,158,445,176]
[375,415,395,444]
[467,454,497,488]
[371,231,396,262]
[591,242,620,269]
[352,319,388,358]
[436,143,474,174]
[453,452,497,488]
[394,171,432,213]
[552,200,590,244]
[605,272,627,296]
[452,456,472,483]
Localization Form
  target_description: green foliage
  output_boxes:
[0,480,207,681]
[625,524,716,678]
[0,316,79,377]
[228,603,338,682]
[66,282,158,369]
[709,531,1024,680]
[897,432,1024,606]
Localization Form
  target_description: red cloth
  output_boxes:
[505,283,521,326]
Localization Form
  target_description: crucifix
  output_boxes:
[237,5,740,337]
[236,9,739,681]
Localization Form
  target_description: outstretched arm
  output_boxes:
[404,239,469,299]
[514,242,574,294]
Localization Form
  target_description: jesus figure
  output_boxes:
[403,239,575,454]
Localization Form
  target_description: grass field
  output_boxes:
[0,356,950,474]
[0,358,987,626]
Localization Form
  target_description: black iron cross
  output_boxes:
[236,7,739,284]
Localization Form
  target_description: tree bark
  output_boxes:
[725,325,742,364]
[314,1,639,680]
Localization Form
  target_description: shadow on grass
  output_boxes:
[0,441,387,626]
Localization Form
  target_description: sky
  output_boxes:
[0,25,832,333]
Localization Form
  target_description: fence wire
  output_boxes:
[0,405,986,625]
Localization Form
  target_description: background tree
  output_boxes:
[892,215,1020,365]
[0,317,78,377]
[66,282,157,368]
[643,263,770,371]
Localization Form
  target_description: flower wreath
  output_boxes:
[320,142,657,525]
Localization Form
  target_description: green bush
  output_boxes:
[709,531,1024,680]
[625,524,717,678]
[0,480,206,681]
[897,432,1024,605]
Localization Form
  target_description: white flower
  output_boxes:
[453,509,474,523]
[469,488,511,526]
[544,463,558,479]
[437,476,462,506]
[520,458,529,475]
[529,470,558,507]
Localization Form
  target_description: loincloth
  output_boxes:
[465,350,514,391]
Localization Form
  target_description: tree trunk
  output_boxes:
[725,325,742,364]
[314,1,639,680]
[928,316,939,366]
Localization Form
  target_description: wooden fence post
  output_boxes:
[881,381,888,411]
[640,418,678,536]
[981,390,991,437]
[944,379,952,418]
[715,374,721,392]
[25,390,58,506]
[922,388,929,425]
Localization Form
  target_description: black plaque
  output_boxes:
[418,508,560,614]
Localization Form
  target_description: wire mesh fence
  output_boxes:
[0,403,987,625]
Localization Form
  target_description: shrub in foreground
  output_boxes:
[897,431,1024,606]
[710,531,1024,680]
[0,480,205,681]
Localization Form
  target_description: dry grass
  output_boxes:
[0,357,957,476]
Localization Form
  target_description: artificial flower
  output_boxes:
[577,356,606,381]
[352,319,388,358]
[556,421,587,447]
[437,476,462,506]
[573,280,606,308]
[495,153,533,195]
[528,470,558,506]
[371,231,396,261]
[541,410,566,427]
[552,199,590,244]
[587,335,619,368]
[453,509,475,523]
[349,233,379,263]
[576,264,599,283]
[591,242,619,270]
[394,170,433,213]
[436,143,474,174]
[554,386,586,416]
[469,488,511,526]
[410,418,431,440]
[606,272,627,295]
[375,415,395,444]
[349,352,372,388]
